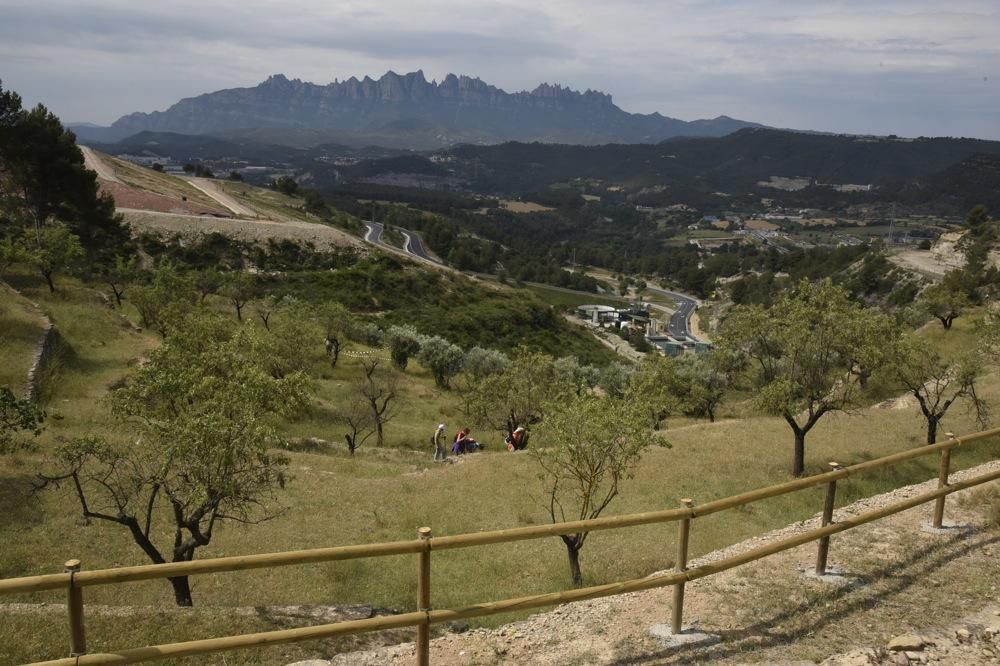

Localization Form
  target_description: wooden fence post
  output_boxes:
[671,498,694,634]
[815,462,840,576]
[416,527,432,666]
[64,559,87,656]
[933,434,955,528]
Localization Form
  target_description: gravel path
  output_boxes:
[182,177,259,217]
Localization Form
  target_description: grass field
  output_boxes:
[0,284,47,393]
[1,272,998,665]
[218,181,318,224]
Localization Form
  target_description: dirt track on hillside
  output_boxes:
[122,209,362,249]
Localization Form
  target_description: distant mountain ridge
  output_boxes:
[78,70,764,149]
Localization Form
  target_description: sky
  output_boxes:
[1,0,998,139]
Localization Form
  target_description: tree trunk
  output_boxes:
[169,576,193,606]
[793,429,806,477]
[563,538,583,587]
[345,434,356,455]
[707,406,716,423]
[42,270,55,293]
[375,417,384,447]
[927,416,939,445]
[234,301,243,321]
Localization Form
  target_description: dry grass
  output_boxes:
[499,200,555,214]
[1,273,998,664]
[102,156,222,210]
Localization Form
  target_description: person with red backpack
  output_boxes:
[506,426,527,452]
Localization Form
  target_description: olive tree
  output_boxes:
[385,324,423,370]
[130,263,197,337]
[717,279,886,476]
[533,394,658,586]
[417,335,465,388]
[670,352,731,422]
[39,313,310,606]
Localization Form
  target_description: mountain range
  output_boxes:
[71,70,763,149]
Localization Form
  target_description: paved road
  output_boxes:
[646,285,701,341]
[364,221,385,244]
[402,230,435,261]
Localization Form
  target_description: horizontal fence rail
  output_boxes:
[4,426,999,665]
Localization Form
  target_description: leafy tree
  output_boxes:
[625,355,678,428]
[463,346,510,380]
[356,357,398,447]
[533,394,658,586]
[717,279,886,476]
[16,222,84,292]
[552,356,600,396]
[272,176,298,196]
[98,254,139,307]
[129,263,197,337]
[193,268,223,302]
[465,349,572,443]
[39,313,309,606]
[316,302,352,368]
[0,81,127,259]
[598,361,634,398]
[921,283,970,330]
[0,234,25,276]
[890,339,988,444]
[386,324,422,370]
[223,271,256,322]
[0,387,44,453]
[671,353,730,422]
[417,335,465,389]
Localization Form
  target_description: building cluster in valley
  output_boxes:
[574,304,711,357]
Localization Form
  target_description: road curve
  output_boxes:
[646,285,701,342]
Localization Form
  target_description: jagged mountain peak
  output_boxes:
[105,70,763,148]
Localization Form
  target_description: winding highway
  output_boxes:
[646,285,701,341]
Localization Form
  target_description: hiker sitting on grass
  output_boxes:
[452,427,479,455]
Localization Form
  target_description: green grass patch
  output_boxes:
[1,271,999,664]
[0,281,47,392]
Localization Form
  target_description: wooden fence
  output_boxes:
[2,427,999,666]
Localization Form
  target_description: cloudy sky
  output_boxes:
[2,0,998,138]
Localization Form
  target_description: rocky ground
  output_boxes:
[289,461,999,666]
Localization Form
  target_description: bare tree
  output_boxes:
[338,392,375,455]
[357,357,398,447]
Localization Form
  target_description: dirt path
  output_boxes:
[317,461,1000,666]
[80,145,122,183]
[181,177,258,217]
[122,209,362,250]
